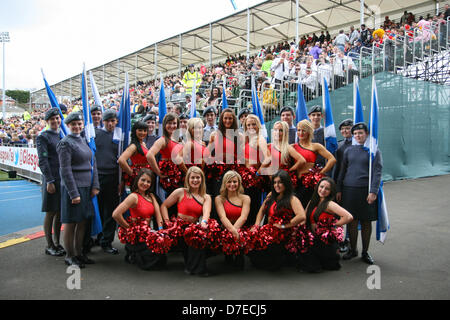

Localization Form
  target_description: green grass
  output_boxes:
[0,170,23,181]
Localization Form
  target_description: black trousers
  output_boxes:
[97,173,120,247]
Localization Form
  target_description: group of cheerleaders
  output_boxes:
[112,108,353,276]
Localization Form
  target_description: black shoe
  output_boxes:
[102,246,119,255]
[45,246,64,257]
[184,269,193,275]
[339,240,349,253]
[65,257,85,269]
[361,252,374,265]
[76,254,95,265]
[343,249,358,260]
[55,244,66,255]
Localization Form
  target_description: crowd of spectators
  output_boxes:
[1,6,448,147]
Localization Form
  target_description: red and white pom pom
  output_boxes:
[315,218,344,245]
[184,223,208,249]
[285,224,315,254]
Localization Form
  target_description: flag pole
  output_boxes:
[368,76,374,195]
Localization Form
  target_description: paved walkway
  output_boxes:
[0,175,449,300]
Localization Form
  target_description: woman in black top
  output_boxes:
[36,108,64,256]
[57,112,100,268]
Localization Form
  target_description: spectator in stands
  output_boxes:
[360,24,372,47]
[206,87,221,108]
[182,64,202,95]
[309,42,322,60]
[348,26,360,46]
[334,30,349,53]
[271,50,289,89]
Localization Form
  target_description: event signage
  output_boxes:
[0,146,41,174]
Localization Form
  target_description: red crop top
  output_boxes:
[130,145,148,166]
[129,193,155,219]
[177,190,203,219]
[244,142,263,164]
[223,199,242,222]
[268,144,288,168]
[214,135,235,162]
[309,207,335,225]
[186,140,210,164]
[160,139,183,160]
[293,143,317,163]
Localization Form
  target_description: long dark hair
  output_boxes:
[162,113,179,145]
[218,108,238,136]
[306,176,337,227]
[131,168,154,197]
[263,170,294,216]
[130,120,148,155]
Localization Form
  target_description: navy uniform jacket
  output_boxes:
[94,128,119,176]
[332,137,352,182]
[313,127,326,168]
[203,124,218,146]
[36,129,61,184]
[337,144,383,194]
[57,134,100,199]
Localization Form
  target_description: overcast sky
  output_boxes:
[1,0,266,92]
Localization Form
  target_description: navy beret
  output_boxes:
[238,108,250,118]
[203,106,217,116]
[143,114,156,122]
[351,122,369,134]
[44,108,60,121]
[90,105,102,113]
[102,109,118,121]
[339,119,353,130]
[64,112,83,125]
[308,105,323,115]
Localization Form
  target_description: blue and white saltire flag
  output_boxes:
[81,64,102,236]
[250,75,267,139]
[41,69,68,138]
[113,73,131,152]
[295,81,308,124]
[230,0,237,10]
[82,65,96,153]
[158,74,167,135]
[88,71,104,113]
[322,77,338,155]
[352,77,367,146]
[369,76,390,244]
[221,75,229,111]
[156,74,168,202]
[189,74,197,118]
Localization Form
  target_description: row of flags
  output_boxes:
[41,66,389,244]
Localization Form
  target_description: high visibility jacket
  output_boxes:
[182,71,202,94]
[23,111,31,121]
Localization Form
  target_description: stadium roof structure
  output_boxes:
[32,0,438,102]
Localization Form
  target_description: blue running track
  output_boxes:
[0,180,43,236]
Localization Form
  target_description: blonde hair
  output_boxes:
[219,170,244,199]
[184,166,206,197]
[297,119,314,144]
[273,121,290,166]
[244,114,261,134]
[186,117,204,141]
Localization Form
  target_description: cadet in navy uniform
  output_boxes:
[337,123,382,265]
[94,109,120,254]
[280,106,297,144]
[202,106,218,146]
[332,119,353,253]
[91,105,103,129]
[332,119,354,182]
[143,113,159,149]
[308,105,326,169]
[36,108,65,256]
[57,112,100,268]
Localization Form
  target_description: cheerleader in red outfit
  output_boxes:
[112,169,166,270]
[297,177,353,273]
[293,120,336,208]
[215,170,251,269]
[249,170,306,271]
[181,117,211,170]
[241,114,271,226]
[118,121,152,187]
[147,113,186,193]
[261,121,305,179]
[160,166,213,276]
[207,108,242,220]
